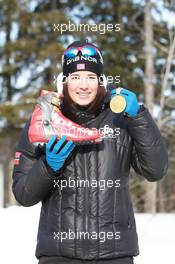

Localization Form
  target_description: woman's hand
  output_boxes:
[111,88,139,117]
[46,135,75,172]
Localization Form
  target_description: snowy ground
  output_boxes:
[0,204,175,264]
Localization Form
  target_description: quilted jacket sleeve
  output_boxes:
[128,107,168,182]
[12,119,63,207]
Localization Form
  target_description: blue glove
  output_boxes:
[46,135,75,172]
[111,88,139,117]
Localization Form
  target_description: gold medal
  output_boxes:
[110,95,126,113]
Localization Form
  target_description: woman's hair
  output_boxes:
[62,80,107,115]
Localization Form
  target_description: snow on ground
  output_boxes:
[0,204,175,264]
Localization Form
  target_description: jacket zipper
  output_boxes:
[84,152,89,233]
[58,185,62,252]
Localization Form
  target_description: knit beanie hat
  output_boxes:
[62,39,104,77]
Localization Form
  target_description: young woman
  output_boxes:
[12,40,168,264]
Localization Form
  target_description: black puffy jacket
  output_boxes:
[12,105,168,261]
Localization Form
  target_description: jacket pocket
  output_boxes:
[114,187,132,230]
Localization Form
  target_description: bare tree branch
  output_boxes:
[158,33,175,128]
[153,40,169,54]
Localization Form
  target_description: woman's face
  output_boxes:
[67,71,99,106]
